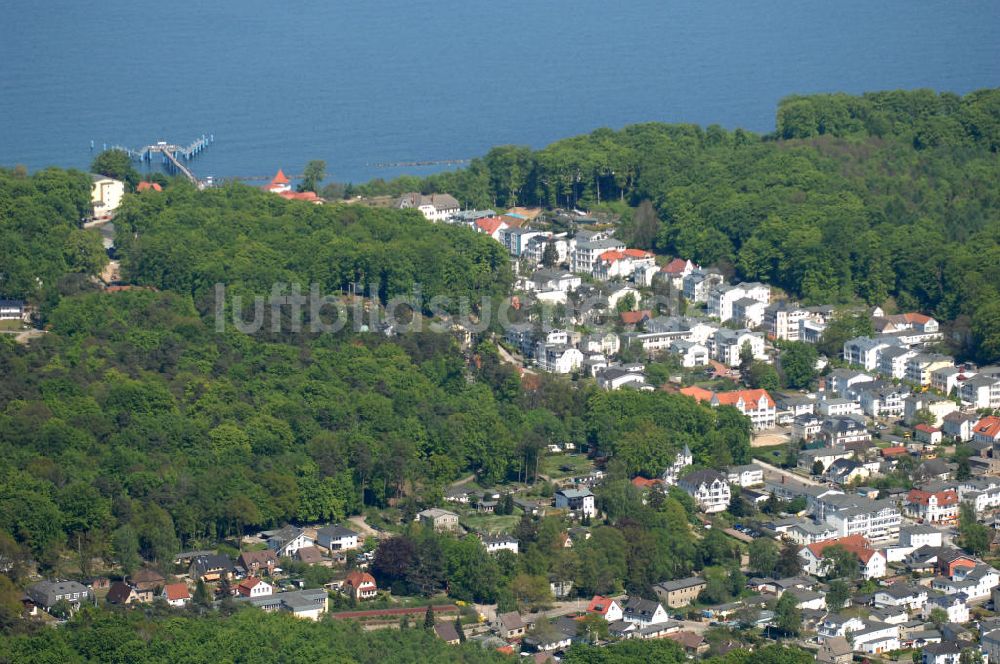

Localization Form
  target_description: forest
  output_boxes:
[0,606,816,663]
[349,88,1000,363]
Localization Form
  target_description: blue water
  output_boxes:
[1,0,997,183]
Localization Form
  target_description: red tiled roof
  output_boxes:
[476,217,505,235]
[620,309,651,325]
[598,250,625,262]
[278,190,320,201]
[662,258,690,274]
[880,446,908,457]
[805,535,881,564]
[271,169,289,185]
[973,416,1000,439]
[163,583,190,601]
[906,489,958,506]
[631,477,662,489]
[681,386,775,411]
[586,595,617,616]
[136,181,162,192]
[345,571,376,589]
[623,248,654,258]
[914,424,940,434]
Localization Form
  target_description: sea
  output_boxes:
[1,0,997,185]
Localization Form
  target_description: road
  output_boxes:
[754,459,823,488]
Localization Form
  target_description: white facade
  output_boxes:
[678,470,731,513]
[91,175,125,219]
[535,343,583,374]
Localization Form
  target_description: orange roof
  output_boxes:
[906,489,958,506]
[598,250,625,262]
[623,248,653,259]
[914,424,940,434]
[163,583,190,601]
[136,181,162,192]
[974,416,1000,439]
[278,190,320,201]
[586,595,618,616]
[805,535,880,564]
[681,386,775,411]
[631,477,662,489]
[476,217,505,235]
[880,446,908,457]
[239,577,262,590]
[620,309,651,325]
[680,385,715,401]
[662,258,692,274]
[901,313,932,324]
[271,169,289,185]
[344,571,376,588]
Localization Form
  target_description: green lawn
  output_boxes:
[459,513,521,533]
[539,453,595,480]
[0,320,25,331]
[751,444,788,464]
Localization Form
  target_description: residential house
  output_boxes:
[236,577,273,598]
[417,508,460,531]
[921,642,963,664]
[265,526,314,558]
[915,424,944,445]
[295,546,325,565]
[343,571,378,600]
[622,597,670,626]
[682,268,724,303]
[800,535,886,579]
[844,337,897,372]
[433,622,462,645]
[904,394,959,427]
[961,375,1000,409]
[819,613,867,638]
[500,227,548,257]
[981,629,1000,663]
[248,588,329,620]
[535,343,583,374]
[189,554,235,583]
[905,489,959,524]
[586,595,623,622]
[495,611,527,640]
[596,365,649,391]
[712,328,766,367]
[827,368,875,398]
[786,521,839,546]
[480,533,519,554]
[708,283,770,322]
[237,550,278,577]
[526,268,581,294]
[725,464,764,487]
[91,174,125,219]
[763,300,809,341]
[0,299,25,322]
[593,248,655,281]
[680,386,776,430]
[661,444,693,486]
[874,584,928,611]
[880,346,919,380]
[396,192,460,222]
[906,354,955,387]
[475,216,508,240]
[824,499,901,541]
[653,577,707,608]
[670,340,710,368]
[792,413,823,442]
[818,398,862,418]
[787,588,827,611]
[161,583,191,607]
[130,568,165,592]
[849,620,901,654]
[942,412,978,443]
[316,525,360,552]
[571,237,625,276]
[972,416,1000,445]
[900,524,944,549]
[817,636,853,664]
[923,595,969,625]
[798,446,853,472]
[819,415,871,447]
[678,470,731,513]
[931,564,1000,601]
[24,580,90,611]
[554,488,596,518]
[107,581,152,606]
[825,458,872,486]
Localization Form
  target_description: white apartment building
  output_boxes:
[678,470,731,513]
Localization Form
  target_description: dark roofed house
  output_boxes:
[496,611,527,639]
[237,550,277,577]
[189,553,235,582]
[106,581,151,605]
[26,579,90,610]
[654,576,706,608]
[130,568,165,592]
[433,621,461,645]
[295,546,325,565]
[316,525,360,551]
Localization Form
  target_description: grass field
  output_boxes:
[539,453,594,480]
[459,513,521,533]
[0,320,25,331]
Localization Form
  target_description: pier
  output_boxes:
[105,135,214,185]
